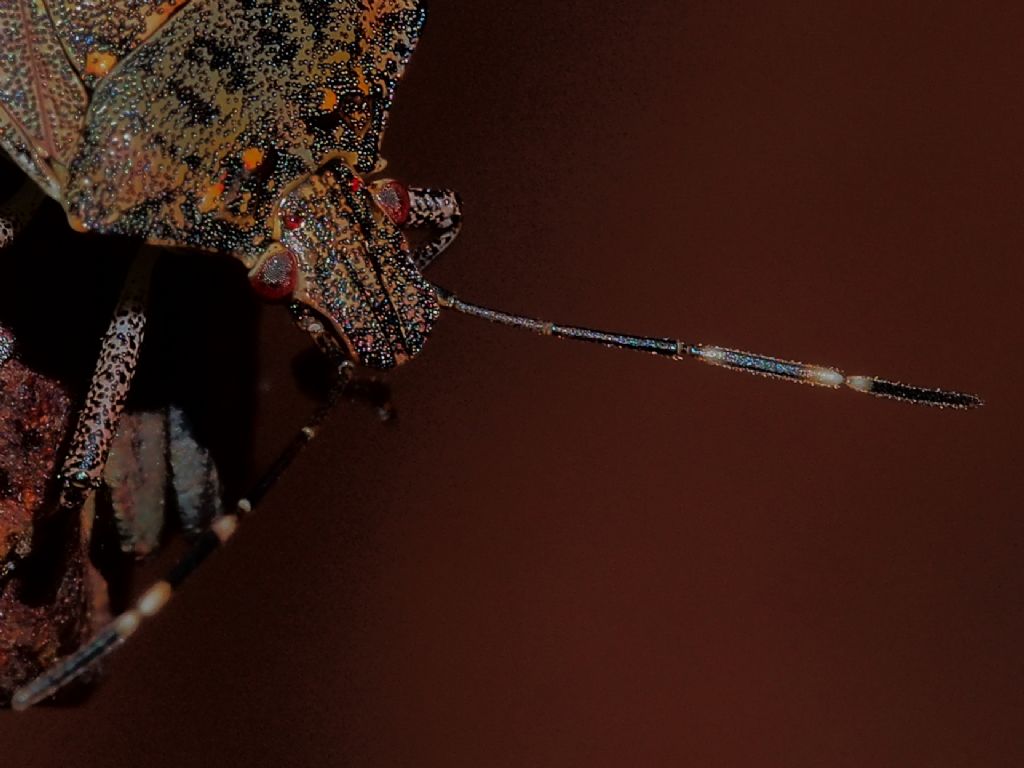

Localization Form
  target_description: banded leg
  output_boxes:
[60,252,156,507]
[435,287,982,408]
[406,187,463,271]
[0,181,44,249]
[11,366,352,710]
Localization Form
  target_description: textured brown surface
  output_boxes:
[0,340,90,697]
[1,1,1022,765]
[0,350,70,564]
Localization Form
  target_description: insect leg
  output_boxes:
[291,344,396,422]
[103,410,172,557]
[11,365,352,710]
[169,405,224,538]
[405,187,463,271]
[60,251,156,508]
[0,180,45,250]
[435,287,982,409]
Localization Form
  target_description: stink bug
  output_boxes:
[0,0,984,716]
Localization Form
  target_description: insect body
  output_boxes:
[2,0,439,368]
[0,0,980,708]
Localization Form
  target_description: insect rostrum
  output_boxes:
[0,0,980,709]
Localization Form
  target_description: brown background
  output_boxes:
[2,1,1022,766]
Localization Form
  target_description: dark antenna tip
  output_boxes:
[436,286,983,409]
[845,376,983,409]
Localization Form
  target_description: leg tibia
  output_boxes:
[60,252,155,506]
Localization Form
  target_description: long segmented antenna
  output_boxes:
[435,287,982,409]
[10,377,347,711]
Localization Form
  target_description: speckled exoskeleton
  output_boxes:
[0,0,980,709]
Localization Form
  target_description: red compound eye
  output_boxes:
[282,213,304,230]
[250,247,298,300]
[372,180,411,225]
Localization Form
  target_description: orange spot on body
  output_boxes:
[320,88,338,111]
[85,51,118,77]
[199,182,225,213]
[144,2,182,37]
[242,147,265,172]
[355,69,370,97]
